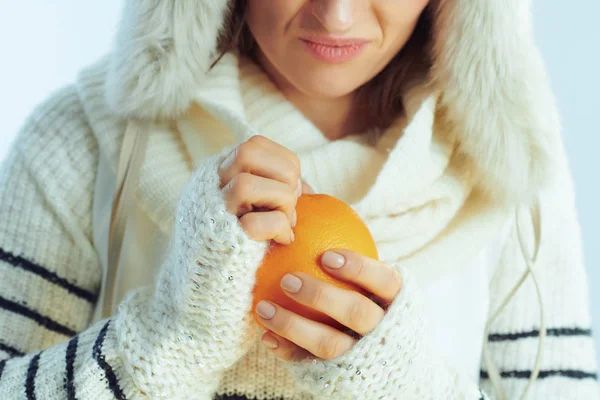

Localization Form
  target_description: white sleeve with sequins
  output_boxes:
[288,265,488,400]
[112,150,268,398]
[0,107,267,400]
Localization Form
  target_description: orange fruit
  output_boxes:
[252,194,379,329]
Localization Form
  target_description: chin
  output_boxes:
[289,69,363,99]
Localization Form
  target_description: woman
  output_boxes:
[0,0,597,399]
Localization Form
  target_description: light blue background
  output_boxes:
[533,0,600,365]
[0,1,598,364]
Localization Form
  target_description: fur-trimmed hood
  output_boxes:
[104,0,561,204]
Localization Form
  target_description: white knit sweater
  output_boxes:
[0,49,598,399]
[1,0,599,397]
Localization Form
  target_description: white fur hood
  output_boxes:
[104,0,561,204]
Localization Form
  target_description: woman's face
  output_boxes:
[245,0,429,99]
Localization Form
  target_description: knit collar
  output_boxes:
[161,54,474,263]
[81,50,508,281]
[234,55,459,213]
[104,0,562,206]
[86,50,470,252]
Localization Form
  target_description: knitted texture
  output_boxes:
[0,84,267,399]
[114,149,268,398]
[290,266,484,399]
[0,56,598,399]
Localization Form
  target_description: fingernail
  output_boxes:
[296,179,302,198]
[292,210,297,227]
[322,251,345,269]
[256,301,276,319]
[281,274,303,293]
[290,229,295,242]
[262,335,279,349]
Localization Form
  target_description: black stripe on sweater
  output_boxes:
[0,296,77,337]
[0,247,97,303]
[488,327,592,342]
[65,336,78,400]
[93,321,126,400]
[478,388,486,400]
[25,353,41,400]
[0,359,6,382]
[0,341,24,357]
[214,396,283,400]
[480,369,598,380]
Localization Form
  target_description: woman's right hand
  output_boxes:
[219,135,305,245]
[115,135,315,398]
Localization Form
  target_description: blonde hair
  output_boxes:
[213,1,433,136]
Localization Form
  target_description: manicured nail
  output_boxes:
[322,251,345,269]
[262,335,279,349]
[281,274,303,293]
[296,179,302,198]
[256,301,276,319]
[292,210,297,227]
[290,229,295,243]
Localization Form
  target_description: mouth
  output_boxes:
[299,36,370,64]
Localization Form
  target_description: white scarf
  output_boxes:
[170,54,512,392]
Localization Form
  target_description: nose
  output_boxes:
[311,0,357,33]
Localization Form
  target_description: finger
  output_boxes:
[219,139,300,191]
[321,250,402,306]
[255,301,357,360]
[223,172,297,224]
[247,135,301,171]
[261,331,313,362]
[280,272,384,335]
[301,181,314,194]
[240,210,293,245]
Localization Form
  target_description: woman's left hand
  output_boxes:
[255,249,403,361]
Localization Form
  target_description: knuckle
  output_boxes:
[248,134,268,144]
[283,189,298,209]
[353,256,367,281]
[384,267,403,297]
[270,211,291,244]
[277,314,296,337]
[290,153,301,168]
[230,173,253,199]
[317,333,342,360]
[346,297,373,329]
[281,167,300,187]
[274,210,289,228]
[239,213,256,233]
[275,214,291,242]
[279,346,295,361]
[311,284,328,309]
[235,141,256,165]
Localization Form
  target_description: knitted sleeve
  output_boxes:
[0,86,267,399]
[288,264,489,399]
[478,151,599,398]
[287,152,599,399]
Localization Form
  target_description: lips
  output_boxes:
[299,36,370,64]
